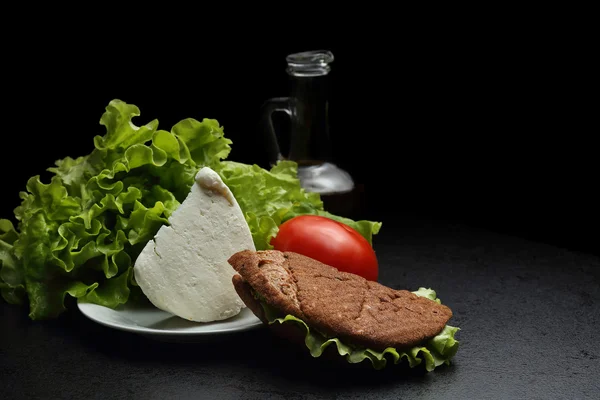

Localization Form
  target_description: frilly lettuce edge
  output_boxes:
[263,287,460,371]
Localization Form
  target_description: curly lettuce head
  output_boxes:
[0,99,232,319]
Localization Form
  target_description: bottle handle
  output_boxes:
[259,97,293,166]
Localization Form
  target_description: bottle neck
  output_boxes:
[281,50,335,165]
[287,73,332,164]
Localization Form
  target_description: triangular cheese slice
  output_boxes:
[134,166,255,322]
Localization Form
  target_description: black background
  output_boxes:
[2,15,596,256]
[1,13,599,400]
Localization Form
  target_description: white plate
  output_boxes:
[77,298,264,342]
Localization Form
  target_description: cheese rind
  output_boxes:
[133,167,256,322]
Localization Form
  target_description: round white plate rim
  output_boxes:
[77,300,263,336]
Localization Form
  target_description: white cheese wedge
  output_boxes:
[133,166,255,322]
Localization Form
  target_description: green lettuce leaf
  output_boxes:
[0,219,26,305]
[263,287,460,371]
[215,160,382,249]
[2,99,232,319]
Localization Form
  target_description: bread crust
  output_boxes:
[228,250,453,351]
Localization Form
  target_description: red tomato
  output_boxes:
[270,215,379,281]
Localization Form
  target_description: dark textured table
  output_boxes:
[2,216,598,399]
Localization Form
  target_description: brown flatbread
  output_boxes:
[228,250,453,351]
